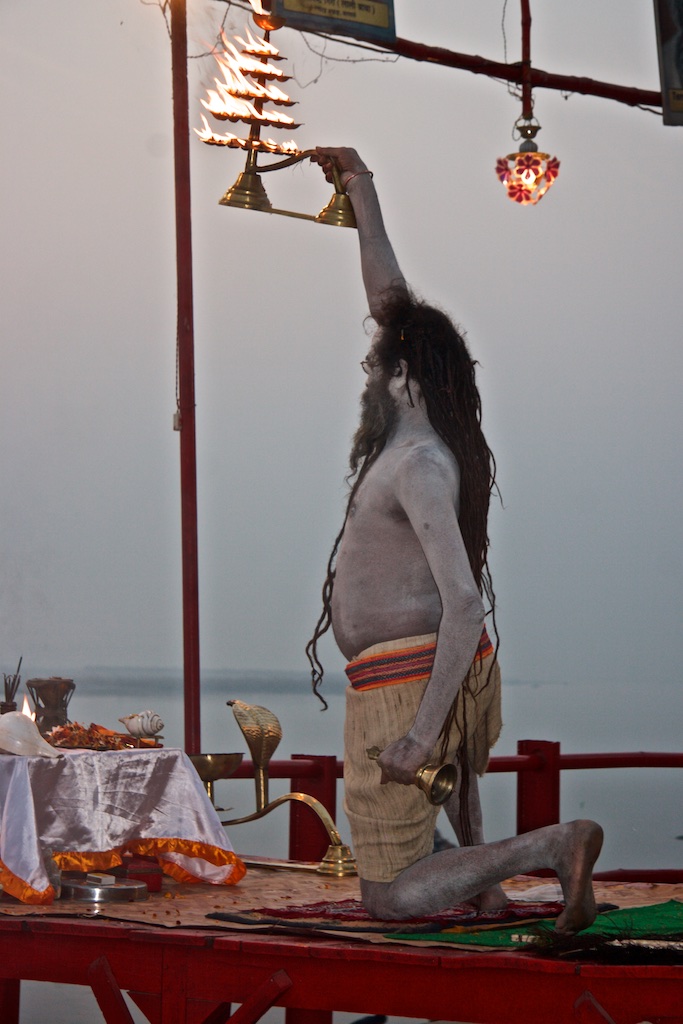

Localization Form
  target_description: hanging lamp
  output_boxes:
[495,116,560,205]
[495,0,560,205]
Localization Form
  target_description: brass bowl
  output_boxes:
[189,752,243,782]
[189,752,243,806]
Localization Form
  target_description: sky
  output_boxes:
[2,1,682,737]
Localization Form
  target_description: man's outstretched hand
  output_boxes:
[312,147,369,188]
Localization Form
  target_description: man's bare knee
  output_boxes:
[360,877,413,920]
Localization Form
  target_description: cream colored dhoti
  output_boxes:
[343,634,502,883]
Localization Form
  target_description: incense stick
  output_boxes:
[3,656,22,705]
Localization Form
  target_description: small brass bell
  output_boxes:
[414,762,457,805]
[366,746,457,806]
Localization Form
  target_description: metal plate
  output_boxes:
[60,878,149,903]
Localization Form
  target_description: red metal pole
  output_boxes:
[516,739,561,834]
[170,0,201,754]
[288,754,338,861]
[0,979,20,1024]
[520,0,532,118]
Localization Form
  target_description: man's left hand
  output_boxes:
[376,733,433,786]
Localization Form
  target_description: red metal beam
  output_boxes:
[375,36,662,110]
[88,957,136,1024]
[225,970,292,1024]
[170,0,201,755]
[485,753,542,774]
[559,751,683,770]
[230,750,683,781]
[231,759,330,780]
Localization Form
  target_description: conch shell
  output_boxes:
[0,712,61,758]
[119,710,164,738]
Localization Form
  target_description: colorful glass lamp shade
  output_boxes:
[496,119,560,206]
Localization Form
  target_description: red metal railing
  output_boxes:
[230,741,683,880]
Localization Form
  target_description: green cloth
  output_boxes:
[388,900,683,948]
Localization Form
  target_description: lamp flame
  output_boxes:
[21,696,36,721]
[197,24,302,154]
[495,151,560,206]
[195,114,298,154]
[218,32,287,81]
[236,27,280,58]
[201,91,299,128]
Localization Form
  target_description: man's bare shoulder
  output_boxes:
[390,439,459,488]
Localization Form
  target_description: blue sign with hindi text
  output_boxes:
[271,0,396,45]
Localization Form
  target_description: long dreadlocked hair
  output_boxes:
[305,288,499,843]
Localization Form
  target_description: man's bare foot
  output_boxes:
[553,820,603,935]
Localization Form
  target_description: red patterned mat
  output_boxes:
[207,897,568,934]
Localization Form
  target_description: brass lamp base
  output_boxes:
[219,170,273,213]
[315,192,357,229]
[317,843,357,877]
[221,791,357,877]
[217,155,356,227]
[219,178,357,228]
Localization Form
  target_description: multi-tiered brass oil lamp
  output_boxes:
[196,9,355,227]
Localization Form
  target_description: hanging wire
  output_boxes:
[139,0,233,59]
[501,0,509,61]
[501,0,522,101]
[189,5,231,61]
[140,0,171,39]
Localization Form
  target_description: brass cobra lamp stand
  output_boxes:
[222,701,356,877]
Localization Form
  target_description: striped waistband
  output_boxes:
[345,626,493,692]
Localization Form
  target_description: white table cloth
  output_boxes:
[0,747,245,903]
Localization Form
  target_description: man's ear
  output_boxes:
[398,358,408,377]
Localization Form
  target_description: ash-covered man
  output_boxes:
[307,147,603,935]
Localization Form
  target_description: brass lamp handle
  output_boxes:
[256,150,348,195]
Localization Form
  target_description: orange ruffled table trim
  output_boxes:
[0,841,246,905]
[0,859,55,905]
[54,839,247,887]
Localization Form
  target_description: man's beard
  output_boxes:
[348,375,398,473]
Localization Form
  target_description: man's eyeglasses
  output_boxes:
[361,359,402,377]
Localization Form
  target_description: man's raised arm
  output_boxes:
[314,147,408,318]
